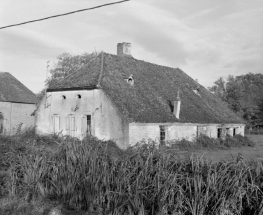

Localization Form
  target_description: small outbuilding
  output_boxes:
[0,72,37,135]
[36,43,245,149]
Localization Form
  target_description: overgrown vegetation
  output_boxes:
[208,73,263,128]
[0,131,262,214]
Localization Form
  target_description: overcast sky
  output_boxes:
[0,0,262,93]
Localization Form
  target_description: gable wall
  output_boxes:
[0,101,35,135]
[36,89,129,149]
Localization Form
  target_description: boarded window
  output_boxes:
[52,115,60,133]
[160,125,166,145]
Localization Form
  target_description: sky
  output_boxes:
[0,0,262,93]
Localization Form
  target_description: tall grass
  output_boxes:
[0,133,263,214]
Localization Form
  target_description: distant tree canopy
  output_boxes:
[208,73,263,127]
[46,52,97,87]
[36,52,97,101]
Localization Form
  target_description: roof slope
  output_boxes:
[48,53,244,124]
[0,72,37,104]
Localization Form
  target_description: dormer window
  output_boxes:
[61,95,66,100]
[126,75,134,86]
[193,88,201,97]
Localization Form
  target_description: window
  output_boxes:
[160,125,166,145]
[66,115,75,137]
[76,94,81,99]
[52,115,60,133]
[61,95,66,100]
[81,115,91,137]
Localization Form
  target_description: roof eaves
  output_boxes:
[47,85,99,92]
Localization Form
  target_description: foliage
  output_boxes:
[36,52,98,101]
[0,133,262,214]
[209,73,263,127]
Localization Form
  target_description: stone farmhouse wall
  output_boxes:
[36,89,129,149]
[0,101,36,135]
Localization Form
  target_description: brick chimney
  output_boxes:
[117,42,131,57]
[173,90,181,119]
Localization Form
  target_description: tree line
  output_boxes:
[208,73,263,128]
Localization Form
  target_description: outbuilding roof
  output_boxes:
[0,72,37,104]
[48,53,244,124]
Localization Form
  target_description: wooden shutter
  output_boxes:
[81,116,87,137]
[65,116,70,135]
[70,116,75,137]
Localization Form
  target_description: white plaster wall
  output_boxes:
[167,124,197,141]
[36,89,129,149]
[10,103,36,134]
[0,101,11,135]
[0,101,35,135]
[129,123,160,146]
[129,123,246,146]
[129,123,198,146]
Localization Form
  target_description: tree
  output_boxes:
[208,73,263,126]
[36,52,97,101]
[208,77,226,101]
[46,52,97,87]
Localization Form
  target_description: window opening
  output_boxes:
[61,95,66,100]
[76,94,81,99]
[160,125,166,145]
[0,113,4,134]
[233,128,236,136]
[217,128,222,138]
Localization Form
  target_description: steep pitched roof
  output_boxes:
[48,53,244,124]
[0,72,37,104]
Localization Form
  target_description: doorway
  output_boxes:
[81,115,91,137]
[0,113,3,134]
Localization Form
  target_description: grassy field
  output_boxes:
[179,135,263,162]
[0,131,263,215]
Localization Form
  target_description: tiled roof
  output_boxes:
[48,53,244,124]
[0,72,37,104]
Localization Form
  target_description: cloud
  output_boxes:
[0,27,82,59]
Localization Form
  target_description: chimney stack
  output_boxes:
[173,90,181,119]
[117,42,131,57]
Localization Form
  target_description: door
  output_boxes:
[0,113,4,135]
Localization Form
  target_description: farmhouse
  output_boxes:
[0,72,37,135]
[36,43,245,149]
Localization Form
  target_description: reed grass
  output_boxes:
[0,131,262,214]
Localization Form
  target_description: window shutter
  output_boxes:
[81,116,87,137]
[65,116,70,135]
[70,116,75,137]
